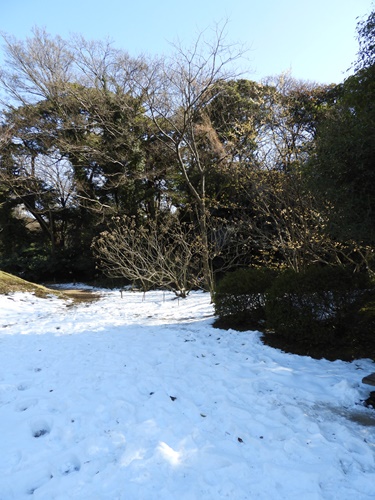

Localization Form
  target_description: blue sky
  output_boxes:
[1,0,373,84]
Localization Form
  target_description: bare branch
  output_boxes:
[93,215,203,296]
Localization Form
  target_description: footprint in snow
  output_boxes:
[17,382,30,391]
[14,399,38,412]
[30,419,52,438]
[25,471,53,496]
[58,455,81,476]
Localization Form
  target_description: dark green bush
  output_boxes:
[349,297,375,346]
[214,267,277,330]
[1,243,96,283]
[265,266,374,346]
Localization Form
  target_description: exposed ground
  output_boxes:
[0,272,99,304]
[48,287,101,304]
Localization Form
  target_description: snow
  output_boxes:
[0,287,374,499]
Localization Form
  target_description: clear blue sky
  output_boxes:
[1,0,373,84]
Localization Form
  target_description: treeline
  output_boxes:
[0,12,374,297]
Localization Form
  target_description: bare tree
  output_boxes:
[242,167,375,273]
[243,168,331,271]
[137,23,246,297]
[0,27,74,106]
[93,215,203,297]
[254,73,328,172]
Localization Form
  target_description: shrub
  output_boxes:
[349,297,375,348]
[265,265,373,346]
[214,267,277,330]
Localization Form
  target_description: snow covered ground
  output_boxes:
[0,286,375,499]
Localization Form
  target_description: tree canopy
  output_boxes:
[0,11,374,288]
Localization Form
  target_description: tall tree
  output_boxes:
[308,7,375,261]
[354,8,375,71]
[139,24,245,297]
[0,29,155,279]
[223,75,336,271]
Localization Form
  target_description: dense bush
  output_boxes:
[265,266,374,346]
[1,244,97,283]
[349,297,375,349]
[214,267,277,330]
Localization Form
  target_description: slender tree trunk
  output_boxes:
[197,203,215,299]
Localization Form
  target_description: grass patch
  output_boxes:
[0,272,100,305]
[0,271,64,298]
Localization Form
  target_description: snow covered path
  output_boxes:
[0,288,374,499]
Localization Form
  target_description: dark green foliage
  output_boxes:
[355,8,375,71]
[214,267,277,330]
[308,7,375,249]
[1,243,96,283]
[265,266,374,347]
[304,9,375,252]
[1,22,374,293]
[349,297,375,350]
[308,72,375,247]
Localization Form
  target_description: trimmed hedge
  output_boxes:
[265,266,374,346]
[214,267,277,329]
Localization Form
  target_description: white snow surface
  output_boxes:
[0,287,375,499]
